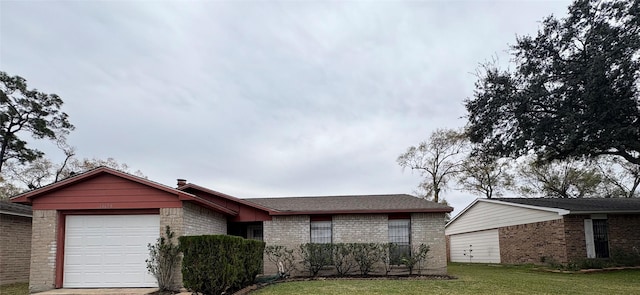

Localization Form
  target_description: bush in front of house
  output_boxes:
[610,247,640,267]
[146,226,181,291]
[299,243,334,276]
[402,244,430,275]
[295,242,431,277]
[179,235,265,295]
[241,238,266,286]
[351,243,383,275]
[264,245,297,278]
[332,243,357,276]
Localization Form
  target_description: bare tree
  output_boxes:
[517,158,605,198]
[458,155,514,199]
[596,156,640,198]
[397,128,467,203]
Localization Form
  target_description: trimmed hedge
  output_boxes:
[179,235,265,295]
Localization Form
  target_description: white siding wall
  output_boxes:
[449,229,500,263]
[446,201,562,235]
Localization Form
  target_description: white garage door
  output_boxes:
[64,215,159,288]
[450,229,500,263]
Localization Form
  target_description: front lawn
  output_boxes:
[0,282,28,295]
[252,263,640,295]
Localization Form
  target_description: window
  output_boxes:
[592,219,609,258]
[389,219,410,264]
[247,225,263,241]
[310,220,332,244]
[584,218,610,258]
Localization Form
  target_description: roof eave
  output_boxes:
[569,210,640,215]
[178,194,238,216]
[179,183,278,213]
[0,210,32,218]
[481,198,571,215]
[270,208,452,216]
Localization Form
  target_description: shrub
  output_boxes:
[379,243,398,275]
[264,245,296,278]
[402,244,430,275]
[299,243,333,276]
[179,235,265,295]
[352,243,383,276]
[610,247,640,267]
[570,258,607,270]
[146,226,181,291]
[241,239,266,286]
[332,243,357,276]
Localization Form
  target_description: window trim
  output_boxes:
[310,218,333,244]
[388,218,411,265]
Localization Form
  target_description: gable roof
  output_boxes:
[447,197,640,227]
[0,201,32,217]
[245,194,453,215]
[494,197,640,214]
[179,183,276,214]
[10,166,237,215]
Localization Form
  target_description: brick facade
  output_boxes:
[333,214,387,243]
[608,214,640,254]
[562,215,588,262]
[183,202,226,236]
[28,210,58,293]
[0,213,32,284]
[411,213,447,275]
[499,219,567,264]
[495,214,640,265]
[262,213,449,276]
[263,215,310,275]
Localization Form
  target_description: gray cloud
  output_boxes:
[1,0,572,214]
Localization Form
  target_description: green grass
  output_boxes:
[252,263,640,295]
[0,282,28,295]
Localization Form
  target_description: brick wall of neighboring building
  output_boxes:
[263,215,310,275]
[563,215,588,262]
[411,213,448,275]
[333,214,387,243]
[0,213,32,284]
[160,207,185,290]
[498,219,567,264]
[182,202,226,236]
[605,214,640,255]
[445,235,451,262]
[28,210,57,293]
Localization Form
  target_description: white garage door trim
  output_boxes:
[64,215,159,288]
[450,229,501,263]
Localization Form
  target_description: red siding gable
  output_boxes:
[30,174,182,210]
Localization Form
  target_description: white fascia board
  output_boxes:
[479,199,571,216]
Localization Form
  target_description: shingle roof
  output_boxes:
[0,201,32,216]
[244,194,452,214]
[494,198,640,213]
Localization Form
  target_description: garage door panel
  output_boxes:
[450,229,500,263]
[64,215,159,288]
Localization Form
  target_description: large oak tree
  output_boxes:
[465,0,640,165]
[0,71,74,172]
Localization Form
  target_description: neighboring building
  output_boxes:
[0,201,32,285]
[11,166,452,292]
[445,198,640,265]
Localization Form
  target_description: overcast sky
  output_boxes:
[1,0,571,216]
